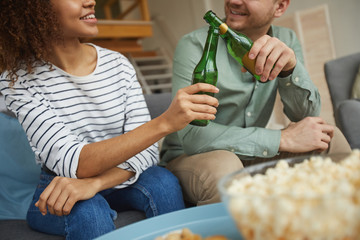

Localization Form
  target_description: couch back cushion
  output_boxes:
[0,113,40,220]
[144,93,171,119]
[351,65,360,99]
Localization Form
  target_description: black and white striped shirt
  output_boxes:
[0,44,158,188]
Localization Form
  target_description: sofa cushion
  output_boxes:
[0,94,14,117]
[336,100,360,149]
[0,113,40,220]
[351,65,360,99]
[144,93,172,119]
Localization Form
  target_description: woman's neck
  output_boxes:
[49,40,97,76]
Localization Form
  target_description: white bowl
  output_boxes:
[218,151,360,240]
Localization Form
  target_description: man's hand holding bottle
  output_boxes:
[243,35,297,82]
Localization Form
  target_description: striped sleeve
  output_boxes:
[114,64,159,188]
[0,87,84,178]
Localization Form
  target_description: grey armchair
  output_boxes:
[324,52,360,149]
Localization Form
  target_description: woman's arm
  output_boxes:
[35,83,219,216]
[77,83,219,178]
[36,167,135,216]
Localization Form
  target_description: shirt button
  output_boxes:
[294,77,299,82]
[263,150,268,156]
[286,82,291,87]
[230,149,235,152]
[247,112,252,117]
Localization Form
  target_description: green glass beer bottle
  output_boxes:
[203,10,261,81]
[190,26,219,127]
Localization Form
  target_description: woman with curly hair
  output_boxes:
[0,0,219,239]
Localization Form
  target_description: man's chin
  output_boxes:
[226,20,246,33]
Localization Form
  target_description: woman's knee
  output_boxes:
[135,166,185,216]
[66,194,116,239]
[27,193,116,239]
[139,166,183,196]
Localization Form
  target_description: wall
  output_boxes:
[284,0,360,58]
[143,0,360,58]
[142,0,208,55]
[209,0,360,58]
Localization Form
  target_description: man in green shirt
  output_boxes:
[160,0,351,206]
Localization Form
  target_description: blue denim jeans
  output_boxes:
[26,166,185,240]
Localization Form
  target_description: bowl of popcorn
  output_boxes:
[218,150,360,240]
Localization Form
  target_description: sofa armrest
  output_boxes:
[336,99,360,149]
[324,52,360,110]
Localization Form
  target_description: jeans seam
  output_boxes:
[64,214,69,240]
[131,184,158,216]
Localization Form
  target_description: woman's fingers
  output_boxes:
[188,93,219,107]
[36,177,58,215]
[182,83,219,96]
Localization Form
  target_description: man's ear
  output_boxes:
[274,0,290,18]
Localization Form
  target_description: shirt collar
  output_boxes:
[267,25,274,37]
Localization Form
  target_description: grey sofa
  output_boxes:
[324,52,360,149]
[0,93,172,240]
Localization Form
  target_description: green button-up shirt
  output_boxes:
[160,25,320,165]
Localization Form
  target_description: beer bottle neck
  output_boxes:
[203,27,219,60]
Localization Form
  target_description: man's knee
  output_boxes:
[328,126,352,154]
[167,150,243,206]
[168,150,242,182]
[196,151,243,205]
[202,150,244,179]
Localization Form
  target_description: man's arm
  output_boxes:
[247,28,331,152]
[172,31,282,159]
[249,29,321,121]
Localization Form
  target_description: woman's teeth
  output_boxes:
[81,14,95,20]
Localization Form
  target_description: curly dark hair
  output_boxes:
[0,0,62,85]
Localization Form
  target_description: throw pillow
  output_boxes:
[351,65,360,99]
[0,113,40,220]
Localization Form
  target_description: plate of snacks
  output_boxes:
[155,228,228,240]
[95,202,243,240]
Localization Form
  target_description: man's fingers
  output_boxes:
[311,116,326,124]
[320,124,334,138]
[318,141,329,152]
[321,133,332,144]
[249,35,271,59]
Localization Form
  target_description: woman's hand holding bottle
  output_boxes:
[159,83,219,133]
